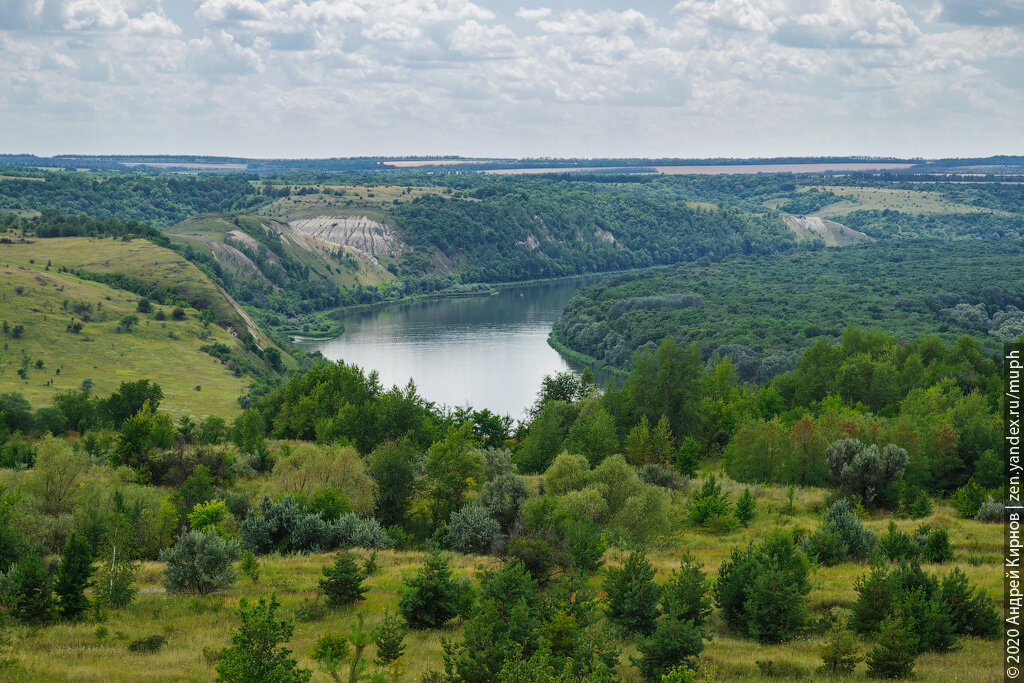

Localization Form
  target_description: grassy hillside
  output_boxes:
[0,237,285,417]
[552,239,1024,373]
[0,476,1001,682]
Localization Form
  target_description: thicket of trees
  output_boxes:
[553,239,1024,372]
[0,174,267,226]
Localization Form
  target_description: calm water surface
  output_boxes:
[299,278,600,419]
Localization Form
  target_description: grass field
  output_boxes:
[255,185,453,223]
[0,238,262,418]
[0,475,1002,682]
[804,185,1004,217]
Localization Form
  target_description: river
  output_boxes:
[297,278,600,420]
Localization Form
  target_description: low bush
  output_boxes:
[161,530,240,595]
[446,504,502,554]
[127,635,166,654]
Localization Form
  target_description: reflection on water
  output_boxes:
[298,278,603,419]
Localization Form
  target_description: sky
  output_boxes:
[0,0,1021,159]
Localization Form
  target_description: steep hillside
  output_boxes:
[782,215,873,246]
[0,237,287,417]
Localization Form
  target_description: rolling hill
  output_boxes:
[0,236,288,418]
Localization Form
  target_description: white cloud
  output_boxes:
[0,0,1020,157]
[515,7,552,20]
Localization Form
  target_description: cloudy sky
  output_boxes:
[1,0,1021,158]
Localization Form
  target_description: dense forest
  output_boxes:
[552,239,1024,374]
[0,173,269,226]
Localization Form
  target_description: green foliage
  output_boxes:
[819,622,862,675]
[251,359,440,453]
[919,526,953,563]
[660,553,712,632]
[425,422,485,524]
[734,488,755,527]
[215,595,312,683]
[0,176,266,228]
[446,504,502,555]
[603,551,662,637]
[743,566,809,644]
[553,239,1023,378]
[118,314,139,332]
[506,496,607,581]
[939,568,1000,639]
[951,479,987,518]
[367,437,421,529]
[905,489,933,518]
[398,551,461,630]
[161,530,240,595]
[240,549,260,583]
[688,475,732,527]
[638,464,687,491]
[128,635,167,654]
[865,611,917,679]
[54,532,95,621]
[633,618,704,683]
[3,549,55,625]
[825,438,907,508]
[479,472,531,533]
[374,613,407,667]
[312,614,383,683]
[319,553,367,607]
[389,180,793,285]
[442,560,541,681]
[877,522,920,563]
[801,499,876,565]
[239,495,393,556]
[543,453,591,495]
[188,500,228,535]
[851,561,999,649]
[95,514,137,608]
[516,401,578,474]
[713,530,810,643]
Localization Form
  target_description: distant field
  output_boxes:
[0,476,1001,682]
[255,185,451,222]
[807,185,1002,216]
[486,163,916,175]
[382,159,491,167]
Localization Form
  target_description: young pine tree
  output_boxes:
[660,552,712,632]
[866,611,917,679]
[54,532,95,620]
[819,622,862,675]
[312,615,379,683]
[603,551,662,637]
[374,612,407,667]
[319,552,367,607]
[633,618,704,683]
[216,596,311,683]
[398,551,461,630]
[735,488,756,527]
[5,549,56,625]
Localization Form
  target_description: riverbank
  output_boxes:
[547,333,628,380]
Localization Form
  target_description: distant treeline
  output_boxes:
[0,174,268,226]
